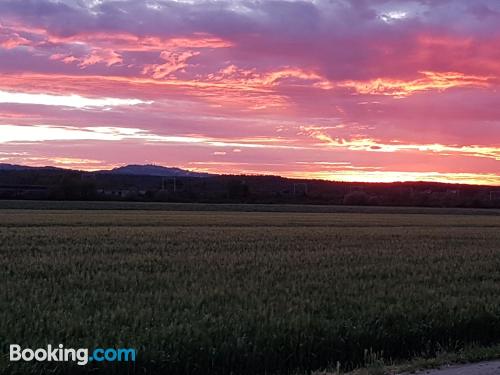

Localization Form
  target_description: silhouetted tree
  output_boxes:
[227,179,249,199]
[343,191,369,205]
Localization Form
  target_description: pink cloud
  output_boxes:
[142,50,200,79]
[78,49,123,68]
[0,1,499,185]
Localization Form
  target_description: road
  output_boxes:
[407,360,500,375]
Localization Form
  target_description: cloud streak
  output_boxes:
[0,90,151,108]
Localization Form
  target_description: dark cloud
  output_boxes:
[1,0,500,80]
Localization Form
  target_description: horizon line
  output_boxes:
[2,162,500,188]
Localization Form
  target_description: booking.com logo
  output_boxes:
[9,344,136,366]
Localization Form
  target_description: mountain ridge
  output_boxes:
[0,163,212,178]
[0,163,64,171]
[103,164,212,177]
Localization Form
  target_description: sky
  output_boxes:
[0,0,499,185]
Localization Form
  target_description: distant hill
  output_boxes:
[0,163,28,171]
[0,163,62,171]
[0,163,211,177]
[104,164,212,178]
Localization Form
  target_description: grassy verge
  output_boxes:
[313,344,500,374]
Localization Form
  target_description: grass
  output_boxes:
[0,202,499,374]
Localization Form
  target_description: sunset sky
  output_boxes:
[1,0,499,185]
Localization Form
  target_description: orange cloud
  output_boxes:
[47,31,233,52]
[0,154,116,171]
[260,68,333,89]
[50,53,77,64]
[206,65,333,89]
[142,50,200,79]
[51,49,123,68]
[339,71,492,97]
[1,21,233,51]
[78,49,123,68]
[306,129,500,161]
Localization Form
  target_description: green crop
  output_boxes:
[1,203,499,374]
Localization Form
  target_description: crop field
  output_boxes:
[1,202,500,374]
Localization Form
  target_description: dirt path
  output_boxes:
[407,360,500,375]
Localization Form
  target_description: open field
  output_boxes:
[2,200,500,215]
[1,202,500,374]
